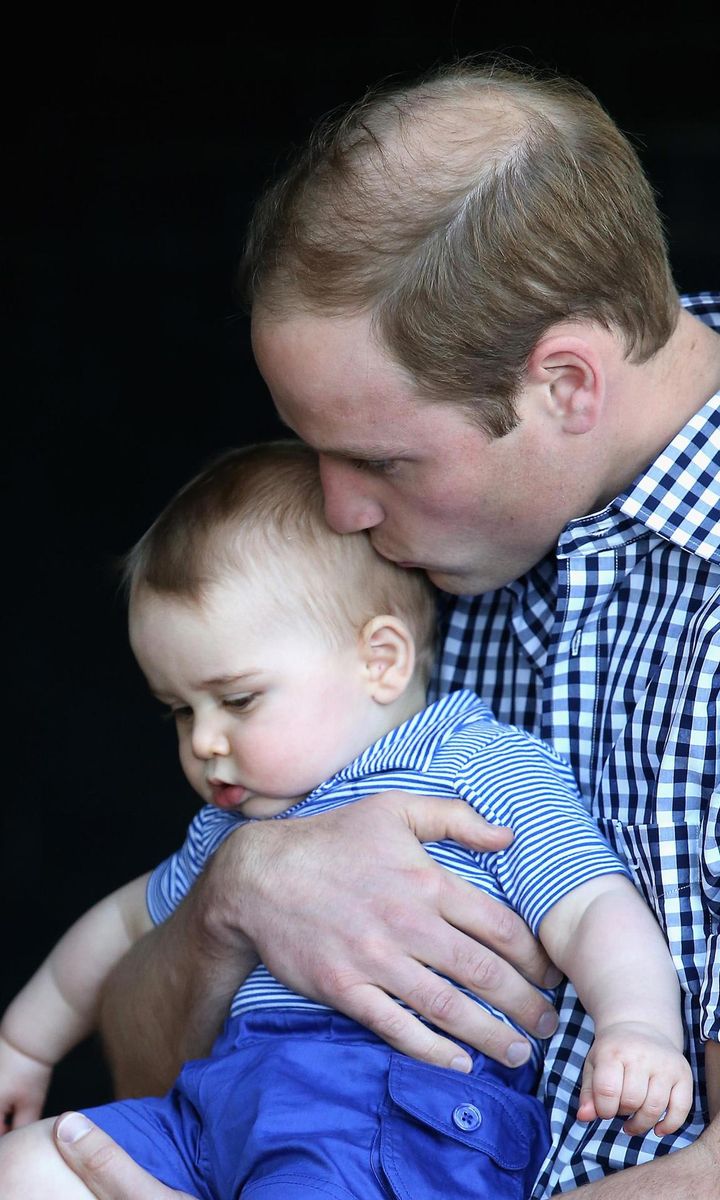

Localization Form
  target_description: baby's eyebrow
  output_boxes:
[195,672,261,689]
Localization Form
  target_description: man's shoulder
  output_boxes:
[681,290,720,329]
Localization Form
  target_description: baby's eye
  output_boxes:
[224,694,257,712]
[168,705,193,723]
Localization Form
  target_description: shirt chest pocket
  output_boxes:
[596,817,701,922]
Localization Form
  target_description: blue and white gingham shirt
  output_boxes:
[148,689,626,1069]
[434,293,720,1194]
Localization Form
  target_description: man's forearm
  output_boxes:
[99,877,258,1098]
[568,1117,720,1198]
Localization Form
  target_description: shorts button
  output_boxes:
[452,1103,482,1131]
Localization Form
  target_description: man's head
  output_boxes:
[243,59,678,437]
[245,61,686,594]
[125,441,436,816]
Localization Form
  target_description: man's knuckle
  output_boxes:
[81,1141,119,1174]
[476,1020,507,1059]
[512,989,548,1028]
[425,986,460,1023]
[378,899,415,935]
[369,1008,409,1045]
[316,964,361,1003]
[492,906,520,945]
[467,952,503,993]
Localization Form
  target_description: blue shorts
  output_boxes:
[83,1010,549,1199]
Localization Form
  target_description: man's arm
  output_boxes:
[706,1039,720,1121]
[568,1119,720,1197]
[99,875,258,1097]
[100,791,561,1095]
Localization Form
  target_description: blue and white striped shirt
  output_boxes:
[148,688,626,1070]
[435,294,720,1194]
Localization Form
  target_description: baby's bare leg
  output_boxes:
[0,1118,97,1199]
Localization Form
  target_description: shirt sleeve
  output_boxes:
[146,804,248,925]
[453,725,630,934]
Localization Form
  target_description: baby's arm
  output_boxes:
[540,874,693,1136]
[0,873,152,1132]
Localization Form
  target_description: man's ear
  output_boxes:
[527,334,605,434]
[359,615,416,704]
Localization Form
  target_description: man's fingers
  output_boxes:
[53,1114,197,1200]
[338,975,533,1071]
[342,984,475,1070]
[394,793,514,853]
[240,793,557,1068]
[435,869,561,990]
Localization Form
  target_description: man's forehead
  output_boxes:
[276,411,402,462]
[252,309,419,398]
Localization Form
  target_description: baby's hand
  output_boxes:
[0,1031,52,1133]
[578,1021,693,1136]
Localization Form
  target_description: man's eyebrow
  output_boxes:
[274,414,400,460]
[312,443,401,460]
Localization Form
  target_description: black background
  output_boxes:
[4,11,719,1114]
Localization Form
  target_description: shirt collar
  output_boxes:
[319,689,488,785]
[616,391,720,561]
[558,391,720,561]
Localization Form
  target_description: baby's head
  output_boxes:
[125,441,437,816]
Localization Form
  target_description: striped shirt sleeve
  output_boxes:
[146,804,247,925]
[452,726,630,934]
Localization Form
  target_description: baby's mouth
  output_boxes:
[209,782,249,810]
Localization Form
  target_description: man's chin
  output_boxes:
[425,567,498,596]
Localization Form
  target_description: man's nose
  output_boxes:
[318,455,384,534]
[191,718,231,761]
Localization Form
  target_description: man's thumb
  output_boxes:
[53,1113,196,1200]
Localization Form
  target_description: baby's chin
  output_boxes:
[206,784,306,818]
[239,793,307,818]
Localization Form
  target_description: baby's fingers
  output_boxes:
[649,1074,694,1137]
[577,1061,599,1122]
[587,1057,625,1120]
[621,1072,672,1136]
[621,1068,693,1137]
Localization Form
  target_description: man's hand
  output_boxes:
[578,1022,693,1136]
[203,791,560,1071]
[54,1114,198,1199]
[0,1032,52,1134]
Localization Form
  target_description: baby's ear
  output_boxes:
[359,615,416,704]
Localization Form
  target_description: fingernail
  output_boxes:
[506,1041,531,1066]
[57,1112,93,1144]
[449,1054,472,1074]
[543,966,563,987]
[536,1011,558,1038]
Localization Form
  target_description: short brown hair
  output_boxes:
[242,59,679,436]
[124,440,437,680]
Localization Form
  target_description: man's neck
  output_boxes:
[595,307,720,508]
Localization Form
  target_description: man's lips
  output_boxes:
[373,545,424,570]
[209,782,249,810]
